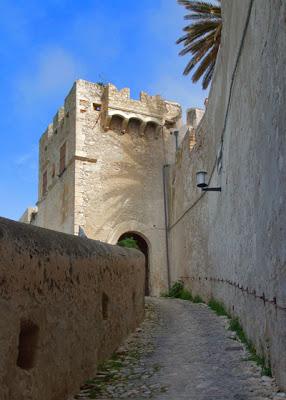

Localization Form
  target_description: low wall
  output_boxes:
[0,217,145,400]
[168,0,286,390]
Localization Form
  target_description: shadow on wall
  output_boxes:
[89,121,165,239]
[118,232,150,296]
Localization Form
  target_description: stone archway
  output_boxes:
[118,232,150,296]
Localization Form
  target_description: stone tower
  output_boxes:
[22,79,182,295]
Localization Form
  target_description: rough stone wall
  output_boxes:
[25,79,181,296]
[19,207,38,224]
[168,0,286,389]
[73,80,181,295]
[34,84,77,234]
[0,217,145,400]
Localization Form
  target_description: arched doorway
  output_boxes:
[117,232,150,296]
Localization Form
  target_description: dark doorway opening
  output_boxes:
[118,232,150,296]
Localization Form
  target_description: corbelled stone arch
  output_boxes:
[144,121,160,139]
[109,114,125,134]
[127,118,142,136]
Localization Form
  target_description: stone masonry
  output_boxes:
[21,81,188,296]
[168,0,286,390]
[0,216,145,400]
[19,0,286,391]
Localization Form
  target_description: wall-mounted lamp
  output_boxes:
[196,171,221,192]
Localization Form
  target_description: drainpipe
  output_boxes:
[174,130,179,151]
[163,164,171,290]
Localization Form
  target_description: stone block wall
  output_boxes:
[0,217,145,400]
[72,80,182,295]
[168,0,286,389]
[35,83,77,234]
[24,78,182,296]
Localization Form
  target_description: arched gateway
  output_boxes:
[22,80,182,296]
[117,232,150,296]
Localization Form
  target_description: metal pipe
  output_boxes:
[174,130,179,151]
[163,164,171,290]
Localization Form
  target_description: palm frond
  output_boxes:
[192,44,219,82]
[202,62,215,89]
[178,1,221,15]
[177,0,222,89]
[181,30,218,54]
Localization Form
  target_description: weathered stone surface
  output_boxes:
[0,217,145,400]
[22,80,184,296]
[168,0,286,390]
[72,298,283,399]
[18,0,286,391]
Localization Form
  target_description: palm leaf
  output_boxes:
[202,62,215,89]
[177,0,222,89]
[192,44,218,83]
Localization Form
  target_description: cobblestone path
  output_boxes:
[72,298,285,400]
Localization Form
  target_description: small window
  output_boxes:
[42,171,47,196]
[59,142,66,175]
[132,291,136,308]
[51,164,55,178]
[102,292,109,320]
[17,320,39,370]
[93,103,101,111]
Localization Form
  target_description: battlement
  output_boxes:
[103,83,181,124]
[40,80,182,148]
[39,83,77,146]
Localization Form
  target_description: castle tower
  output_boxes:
[22,80,182,295]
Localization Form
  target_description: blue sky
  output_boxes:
[0,0,207,221]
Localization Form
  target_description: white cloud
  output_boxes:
[15,147,37,167]
[13,145,38,185]
[16,47,85,106]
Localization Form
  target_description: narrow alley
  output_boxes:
[72,298,283,400]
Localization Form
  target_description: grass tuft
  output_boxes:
[163,283,272,378]
[180,289,193,301]
[228,318,272,377]
[163,281,197,302]
[208,298,230,317]
[193,295,204,303]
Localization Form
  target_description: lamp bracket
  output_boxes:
[202,187,221,192]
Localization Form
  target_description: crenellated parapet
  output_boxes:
[100,83,181,134]
[39,83,77,147]
[35,79,182,210]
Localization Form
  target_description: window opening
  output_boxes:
[93,103,101,111]
[102,292,109,320]
[59,142,66,175]
[17,320,39,370]
[51,164,55,178]
[42,171,47,196]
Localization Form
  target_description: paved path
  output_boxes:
[144,298,276,400]
[72,298,283,400]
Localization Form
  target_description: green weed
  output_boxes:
[193,295,204,303]
[208,298,230,317]
[229,318,272,377]
[180,289,194,301]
